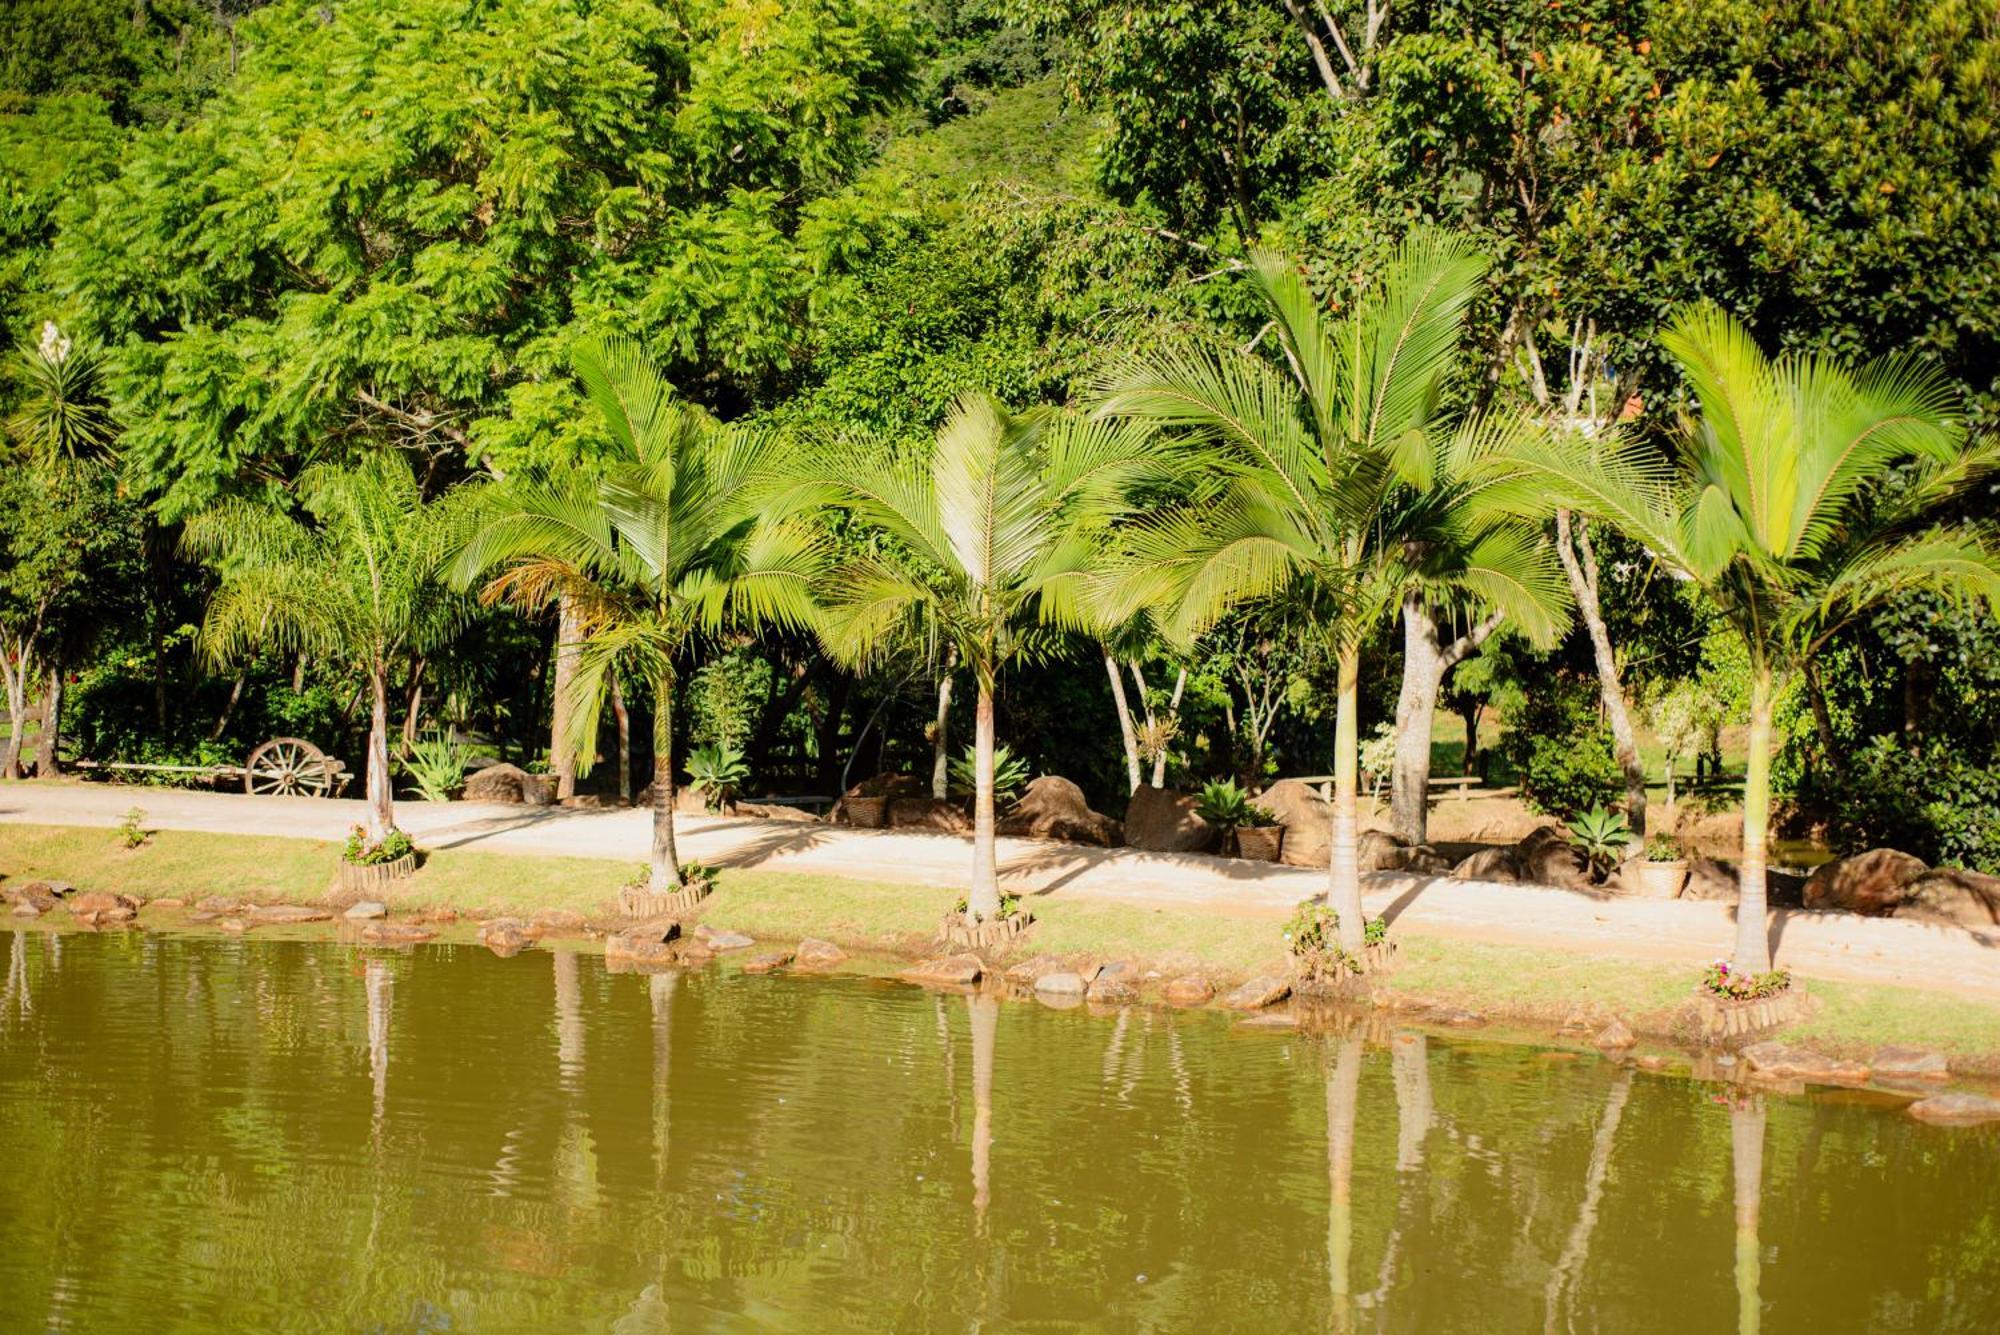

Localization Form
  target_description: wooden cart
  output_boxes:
[73,736,352,797]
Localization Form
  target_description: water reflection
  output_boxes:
[0,933,1995,1333]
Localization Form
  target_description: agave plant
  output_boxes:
[687,742,750,812]
[401,730,471,803]
[948,742,1029,810]
[1565,805,1633,880]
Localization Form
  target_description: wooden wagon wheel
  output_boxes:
[244,737,335,797]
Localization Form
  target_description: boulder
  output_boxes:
[1802,848,1928,916]
[1451,847,1522,883]
[248,904,332,924]
[1739,1042,1868,1085]
[150,897,185,909]
[794,938,848,970]
[344,900,389,921]
[1164,975,1216,1007]
[697,927,756,951]
[529,908,587,933]
[998,776,1122,846]
[1260,779,1330,868]
[902,954,983,987]
[1515,826,1591,889]
[1123,784,1212,854]
[1593,1019,1636,1051]
[830,773,927,826]
[195,895,241,913]
[361,922,435,946]
[1087,972,1139,1004]
[606,922,682,971]
[464,762,533,805]
[67,891,139,925]
[742,948,794,974]
[1893,868,2000,930]
[1906,1093,2000,1126]
[1034,971,1088,997]
[1871,1046,1950,1082]
[1003,955,1066,986]
[735,801,821,824]
[1357,830,1408,873]
[888,797,971,834]
[481,923,536,957]
[1220,975,1292,1011]
[1681,855,1739,902]
[4,881,64,913]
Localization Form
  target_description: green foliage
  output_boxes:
[687,651,773,750]
[678,861,720,894]
[953,889,1023,919]
[1803,737,2000,876]
[1701,960,1792,1001]
[1283,901,1387,979]
[1500,677,1623,818]
[341,825,414,866]
[687,742,750,812]
[1643,833,1686,863]
[1565,805,1633,877]
[1193,780,1272,832]
[116,806,148,849]
[948,742,1028,807]
[400,731,471,803]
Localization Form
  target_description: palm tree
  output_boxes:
[185,452,472,842]
[808,395,1165,923]
[1095,230,1560,956]
[1488,304,2000,974]
[453,338,821,895]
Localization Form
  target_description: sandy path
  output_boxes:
[5,781,1998,999]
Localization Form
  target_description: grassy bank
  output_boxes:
[5,821,1998,1071]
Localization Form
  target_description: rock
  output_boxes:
[1033,971,1088,997]
[1635,1054,1668,1072]
[4,881,63,913]
[1123,784,1212,854]
[902,954,983,987]
[1260,779,1331,868]
[793,938,847,970]
[196,895,241,913]
[742,949,794,974]
[1739,1041,1868,1084]
[529,908,587,932]
[464,762,533,805]
[1593,1019,1636,1050]
[1515,826,1591,889]
[1452,847,1522,882]
[1803,848,1928,916]
[216,917,249,934]
[735,801,821,823]
[672,786,711,815]
[1679,855,1739,902]
[479,917,542,956]
[700,928,755,952]
[606,922,682,970]
[1439,1009,1487,1028]
[1893,868,2000,929]
[998,776,1122,846]
[149,897,185,910]
[344,900,389,921]
[1220,976,1292,1011]
[1164,975,1215,1007]
[68,891,139,925]
[1357,829,1409,873]
[1905,1093,2000,1126]
[361,922,435,945]
[11,900,42,918]
[887,796,971,834]
[1871,1046,1950,1082]
[1087,972,1139,1004]
[247,904,332,924]
[1004,955,1065,986]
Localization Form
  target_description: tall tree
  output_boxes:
[185,452,472,840]
[810,395,1163,921]
[1097,230,1558,956]
[1491,304,2000,974]
[454,338,823,895]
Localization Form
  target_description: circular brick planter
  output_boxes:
[618,882,710,919]
[938,911,1033,951]
[334,853,417,896]
[1687,983,1811,1043]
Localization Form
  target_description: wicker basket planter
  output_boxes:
[845,796,888,829]
[334,853,417,896]
[617,882,710,919]
[1631,859,1688,899]
[938,910,1033,951]
[1234,825,1285,862]
[1686,983,1811,1043]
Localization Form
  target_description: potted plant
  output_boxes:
[687,742,749,813]
[1564,805,1633,884]
[1634,833,1690,898]
[1196,780,1283,860]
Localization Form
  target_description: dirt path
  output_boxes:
[5,781,1998,999]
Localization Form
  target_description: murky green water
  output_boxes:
[1,929,1995,1332]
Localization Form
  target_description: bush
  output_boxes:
[342,826,414,866]
[1800,735,2000,873]
[948,743,1029,807]
[1284,901,1387,978]
[1499,678,1623,818]
[400,730,470,802]
[687,742,750,811]
[1194,779,1274,831]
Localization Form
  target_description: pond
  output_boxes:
[1,929,1994,1332]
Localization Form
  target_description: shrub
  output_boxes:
[1799,736,2000,874]
[1284,901,1387,978]
[953,890,1024,919]
[1643,833,1685,862]
[1499,678,1623,818]
[948,743,1029,807]
[400,730,470,802]
[1194,779,1275,831]
[687,742,750,812]
[1701,959,1791,1000]
[1565,805,1633,877]
[117,806,149,849]
[342,826,414,866]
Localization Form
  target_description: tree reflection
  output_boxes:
[967,991,998,1231]
[1543,1066,1632,1332]
[1732,1096,1767,1335]
[1326,1035,1362,1332]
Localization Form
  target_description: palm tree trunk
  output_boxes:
[553,595,581,801]
[968,663,1000,922]
[1391,596,1444,845]
[365,669,394,840]
[611,672,631,806]
[1328,640,1365,954]
[932,648,957,800]
[1734,670,1776,974]
[1103,645,1142,794]
[34,665,63,777]
[1150,665,1186,789]
[0,644,30,780]
[1732,1099,1766,1335]
[1556,511,1647,842]
[648,673,681,892]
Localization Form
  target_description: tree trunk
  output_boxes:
[967,991,997,1230]
[1457,698,1482,776]
[1556,511,1646,842]
[932,650,957,800]
[1543,1067,1633,1334]
[648,674,681,892]
[1326,1036,1362,1331]
[1802,660,1837,758]
[0,645,29,780]
[1328,641,1365,954]
[1104,646,1142,794]
[210,672,247,742]
[611,671,632,805]
[552,595,582,801]
[1734,670,1776,975]
[365,669,394,840]
[35,666,63,777]
[1391,598,1444,844]
[968,663,1000,922]
[1732,1099,1767,1335]
[1151,666,1187,789]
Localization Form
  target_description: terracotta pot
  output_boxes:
[1632,858,1688,899]
[845,796,887,829]
[1234,825,1285,862]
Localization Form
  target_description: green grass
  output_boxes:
[6,821,1998,1067]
